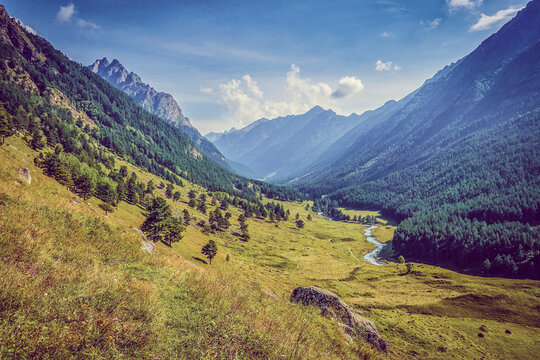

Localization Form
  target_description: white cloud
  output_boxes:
[376,60,392,71]
[447,0,483,11]
[470,6,523,31]
[76,18,100,30]
[57,3,74,23]
[381,31,394,38]
[56,3,100,30]
[332,76,364,98]
[206,65,364,127]
[375,60,401,72]
[242,74,263,98]
[429,18,442,28]
[14,18,37,35]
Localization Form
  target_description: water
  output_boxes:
[317,212,387,265]
[362,225,387,265]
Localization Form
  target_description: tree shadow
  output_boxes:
[192,256,208,264]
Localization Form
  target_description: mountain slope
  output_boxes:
[0,5,299,203]
[296,0,540,278]
[208,106,370,180]
[89,58,228,167]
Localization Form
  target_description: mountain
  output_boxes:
[89,58,228,167]
[0,4,300,204]
[207,106,372,180]
[294,1,540,278]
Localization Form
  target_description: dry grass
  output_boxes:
[1,135,539,360]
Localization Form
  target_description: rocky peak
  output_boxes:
[88,57,232,167]
[0,5,44,62]
[89,57,194,128]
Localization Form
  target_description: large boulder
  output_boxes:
[290,286,388,352]
[18,168,31,184]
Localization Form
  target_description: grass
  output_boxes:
[1,135,539,359]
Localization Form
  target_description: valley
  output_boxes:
[0,1,539,359]
[2,134,539,359]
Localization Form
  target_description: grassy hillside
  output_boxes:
[1,135,539,359]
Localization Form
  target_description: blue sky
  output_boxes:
[4,0,527,133]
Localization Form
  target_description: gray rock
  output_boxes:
[133,227,155,254]
[290,286,388,352]
[18,167,31,184]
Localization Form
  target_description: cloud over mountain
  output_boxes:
[470,6,524,31]
[207,65,364,127]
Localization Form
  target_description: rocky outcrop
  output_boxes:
[0,5,44,63]
[18,167,31,184]
[133,227,155,254]
[89,57,191,128]
[290,286,388,352]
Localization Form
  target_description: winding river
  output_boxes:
[318,213,388,265]
[362,225,387,265]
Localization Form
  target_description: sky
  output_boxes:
[4,0,527,133]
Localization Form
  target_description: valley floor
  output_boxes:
[1,135,539,359]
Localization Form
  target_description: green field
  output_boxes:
[1,135,539,359]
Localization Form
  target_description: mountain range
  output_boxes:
[207,0,540,278]
[89,57,228,167]
[206,106,374,180]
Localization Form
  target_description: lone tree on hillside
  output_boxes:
[201,240,218,265]
[296,219,305,229]
[98,203,114,215]
[141,197,184,247]
[405,262,413,275]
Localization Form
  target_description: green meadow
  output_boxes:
[1,135,539,359]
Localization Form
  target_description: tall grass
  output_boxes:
[0,193,379,359]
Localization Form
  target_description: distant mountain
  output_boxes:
[207,106,375,180]
[0,4,302,204]
[295,0,540,278]
[89,58,227,167]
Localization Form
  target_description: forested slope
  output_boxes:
[0,5,300,205]
[296,1,540,279]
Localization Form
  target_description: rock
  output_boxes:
[133,227,155,253]
[18,167,31,184]
[478,332,485,338]
[290,286,388,352]
[505,329,512,334]
[262,288,278,300]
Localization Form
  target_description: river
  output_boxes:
[362,225,387,265]
[317,213,388,265]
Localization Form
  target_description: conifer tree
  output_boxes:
[201,240,218,265]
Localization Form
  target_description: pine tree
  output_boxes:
[183,209,191,225]
[201,240,218,265]
[146,180,156,194]
[73,166,97,200]
[141,197,184,246]
[165,183,174,198]
[0,103,12,146]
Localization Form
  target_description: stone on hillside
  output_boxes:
[19,167,31,184]
[133,227,155,253]
[290,286,388,352]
